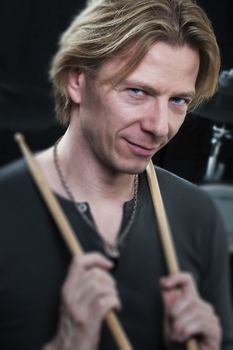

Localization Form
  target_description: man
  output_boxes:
[0,0,232,349]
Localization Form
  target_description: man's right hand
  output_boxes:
[44,253,121,350]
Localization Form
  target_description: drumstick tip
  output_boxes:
[14,132,24,144]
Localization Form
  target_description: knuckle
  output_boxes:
[93,297,109,317]
[92,268,102,279]
[72,255,82,268]
[182,272,194,285]
[76,256,91,272]
[175,322,193,341]
[96,297,106,310]
[90,268,114,287]
[91,281,102,294]
[75,310,88,325]
[92,252,105,260]
[185,273,195,287]
[96,295,119,314]
[200,300,216,318]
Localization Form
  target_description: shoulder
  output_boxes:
[156,165,198,191]
[153,166,220,225]
[155,166,212,204]
[0,158,52,232]
[0,158,34,198]
[0,158,29,184]
[153,167,229,268]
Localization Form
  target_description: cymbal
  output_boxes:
[194,69,233,125]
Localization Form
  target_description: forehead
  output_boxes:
[96,42,200,94]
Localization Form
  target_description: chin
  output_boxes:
[117,159,151,175]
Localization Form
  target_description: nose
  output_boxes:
[141,98,169,138]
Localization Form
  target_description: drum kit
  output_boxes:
[196,69,233,254]
[194,69,233,182]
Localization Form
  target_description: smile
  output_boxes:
[125,140,157,157]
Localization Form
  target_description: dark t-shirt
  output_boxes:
[0,159,232,349]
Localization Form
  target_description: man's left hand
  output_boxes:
[160,272,222,350]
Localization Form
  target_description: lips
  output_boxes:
[126,139,157,157]
[128,140,154,151]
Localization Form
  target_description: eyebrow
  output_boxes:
[122,79,196,99]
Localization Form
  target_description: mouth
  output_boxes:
[125,139,158,157]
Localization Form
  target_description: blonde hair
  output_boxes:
[50,0,220,125]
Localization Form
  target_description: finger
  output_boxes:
[76,268,118,307]
[63,268,120,324]
[62,253,113,302]
[81,267,116,290]
[170,302,220,343]
[86,294,122,341]
[68,266,117,306]
[93,294,122,322]
[160,272,197,295]
[169,295,195,318]
[170,295,213,320]
[172,314,205,343]
[174,310,199,338]
[71,253,113,273]
[74,282,121,324]
[161,288,180,313]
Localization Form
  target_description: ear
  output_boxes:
[67,69,85,104]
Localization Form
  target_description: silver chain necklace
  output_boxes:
[53,139,139,260]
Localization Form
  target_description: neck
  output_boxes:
[50,126,139,252]
[55,128,136,203]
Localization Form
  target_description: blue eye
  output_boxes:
[128,88,145,96]
[171,97,189,106]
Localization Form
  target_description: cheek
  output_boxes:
[168,114,186,139]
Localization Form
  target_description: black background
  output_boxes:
[0,0,232,183]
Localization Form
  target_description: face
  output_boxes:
[69,42,200,175]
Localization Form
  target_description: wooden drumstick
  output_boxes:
[14,132,133,350]
[146,160,199,350]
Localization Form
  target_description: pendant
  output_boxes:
[104,244,120,259]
